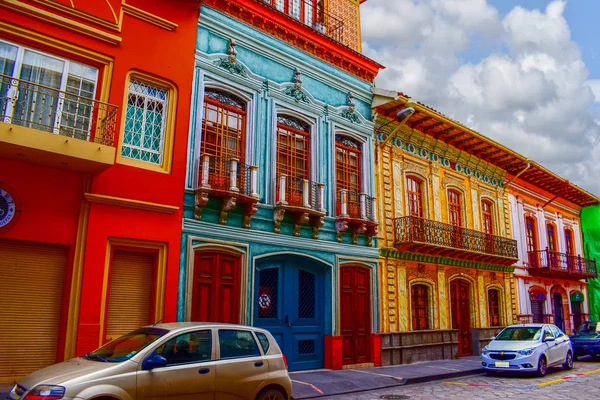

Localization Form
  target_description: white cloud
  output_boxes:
[362,0,600,195]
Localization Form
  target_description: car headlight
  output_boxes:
[517,348,536,356]
[24,385,65,399]
[482,346,490,355]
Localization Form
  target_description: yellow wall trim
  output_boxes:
[99,238,168,346]
[121,3,178,31]
[0,0,122,45]
[84,193,179,214]
[30,0,120,31]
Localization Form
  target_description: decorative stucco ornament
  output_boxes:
[341,91,361,124]
[214,38,248,77]
[284,68,309,103]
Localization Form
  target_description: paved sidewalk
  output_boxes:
[290,356,483,399]
[0,357,483,399]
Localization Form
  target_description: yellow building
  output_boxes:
[373,89,520,364]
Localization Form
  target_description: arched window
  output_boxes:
[488,288,501,326]
[411,284,429,330]
[276,115,311,205]
[547,223,557,252]
[201,89,246,161]
[565,228,575,255]
[335,136,362,217]
[448,190,462,227]
[525,216,538,267]
[481,200,494,235]
[406,176,424,218]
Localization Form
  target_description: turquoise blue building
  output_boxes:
[179,1,383,371]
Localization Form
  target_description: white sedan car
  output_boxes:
[482,324,573,376]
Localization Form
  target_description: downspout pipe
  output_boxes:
[503,160,531,188]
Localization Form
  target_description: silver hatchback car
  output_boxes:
[8,322,292,400]
[482,323,573,376]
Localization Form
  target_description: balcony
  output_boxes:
[194,154,260,228]
[0,74,118,172]
[335,190,378,246]
[393,216,519,266]
[527,249,597,280]
[257,0,345,43]
[274,175,326,238]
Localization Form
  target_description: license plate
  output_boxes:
[495,361,510,368]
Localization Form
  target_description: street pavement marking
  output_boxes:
[291,379,324,394]
[443,382,470,386]
[347,369,403,380]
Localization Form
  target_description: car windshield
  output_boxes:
[578,321,599,333]
[495,327,542,341]
[83,328,168,362]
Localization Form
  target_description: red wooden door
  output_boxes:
[192,251,241,323]
[340,266,371,365]
[450,280,472,357]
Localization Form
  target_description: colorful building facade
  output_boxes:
[180,0,383,371]
[509,176,598,334]
[372,90,520,363]
[0,0,198,383]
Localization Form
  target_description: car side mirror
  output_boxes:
[544,336,555,342]
[490,336,496,341]
[142,353,167,371]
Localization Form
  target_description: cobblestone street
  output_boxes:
[321,361,600,400]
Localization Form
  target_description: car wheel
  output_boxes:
[537,356,548,377]
[573,354,579,362]
[563,351,573,370]
[256,388,285,400]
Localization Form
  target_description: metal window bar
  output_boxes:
[259,0,345,44]
[336,189,375,220]
[199,155,253,196]
[394,215,519,259]
[527,249,597,278]
[277,175,320,209]
[0,73,118,146]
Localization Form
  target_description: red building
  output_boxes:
[0,0,198,383]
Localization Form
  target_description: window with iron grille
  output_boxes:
[335,135,362,216]
[121,79,169,165]
[406,176,424,218]
[448,190,462,227]
[488,288,501,326]
[411,284,429,330]
[276,115,311,204]
[482,200,494,234]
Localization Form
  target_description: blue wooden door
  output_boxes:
[255,258,325,371]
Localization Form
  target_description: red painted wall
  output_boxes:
[2,0,199,357]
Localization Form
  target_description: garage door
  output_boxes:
[0,240,68,383]
[105,250,155,341]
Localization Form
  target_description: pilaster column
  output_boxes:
[438,266,449,329]
[397,263,409,332]
[504,272,515,325]
[431,170,442,222]
[516,197,528,265]
[478,271,487,328]
[537,206,548,250]
[469,178,480,231]
[383,259,398,332]
[557,212,566,252]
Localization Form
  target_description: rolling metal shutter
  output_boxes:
[105,250,154,340]
[0,240,68,384]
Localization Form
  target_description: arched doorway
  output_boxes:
[450,279,472,357]
[571,291,584,332]
[191,250,242,324]
[254,255,327,371]
[340,265,372,366]
[529,287,546,324]
[554,292,565,331]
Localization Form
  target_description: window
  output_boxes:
[481,200,494,235]
[448,190,462,227]
[526,216,538,267]
[121,78,170,166]
[406,176,424,218]
[488,289,501,326]
[155,330,212,366]
[0,40,99,139]
[547,224,557,252]
[549,325,564,338]
[276,115,311,205]
[411,284,429,330]
[255,332,270,354]
[543,328,554,341]
[335,136,362,217]
[565,228,575,255]
[218,330,261,359]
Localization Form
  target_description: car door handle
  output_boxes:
[254,361,264,367]
[198,368,210,374]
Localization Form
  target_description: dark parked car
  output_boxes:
[571,321,600,360]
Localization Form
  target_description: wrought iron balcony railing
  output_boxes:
[527,249,597,279]
[199,154,259,197]
[394,216,519,261]
[276,175,325,211]
[1,74,118,146]
[258,0,345,43]
[336,189,377,222]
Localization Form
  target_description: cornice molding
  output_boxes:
[30,0,120,31]
[85,193,179,214]
[510,182,581,216]
[121,3,178,31]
